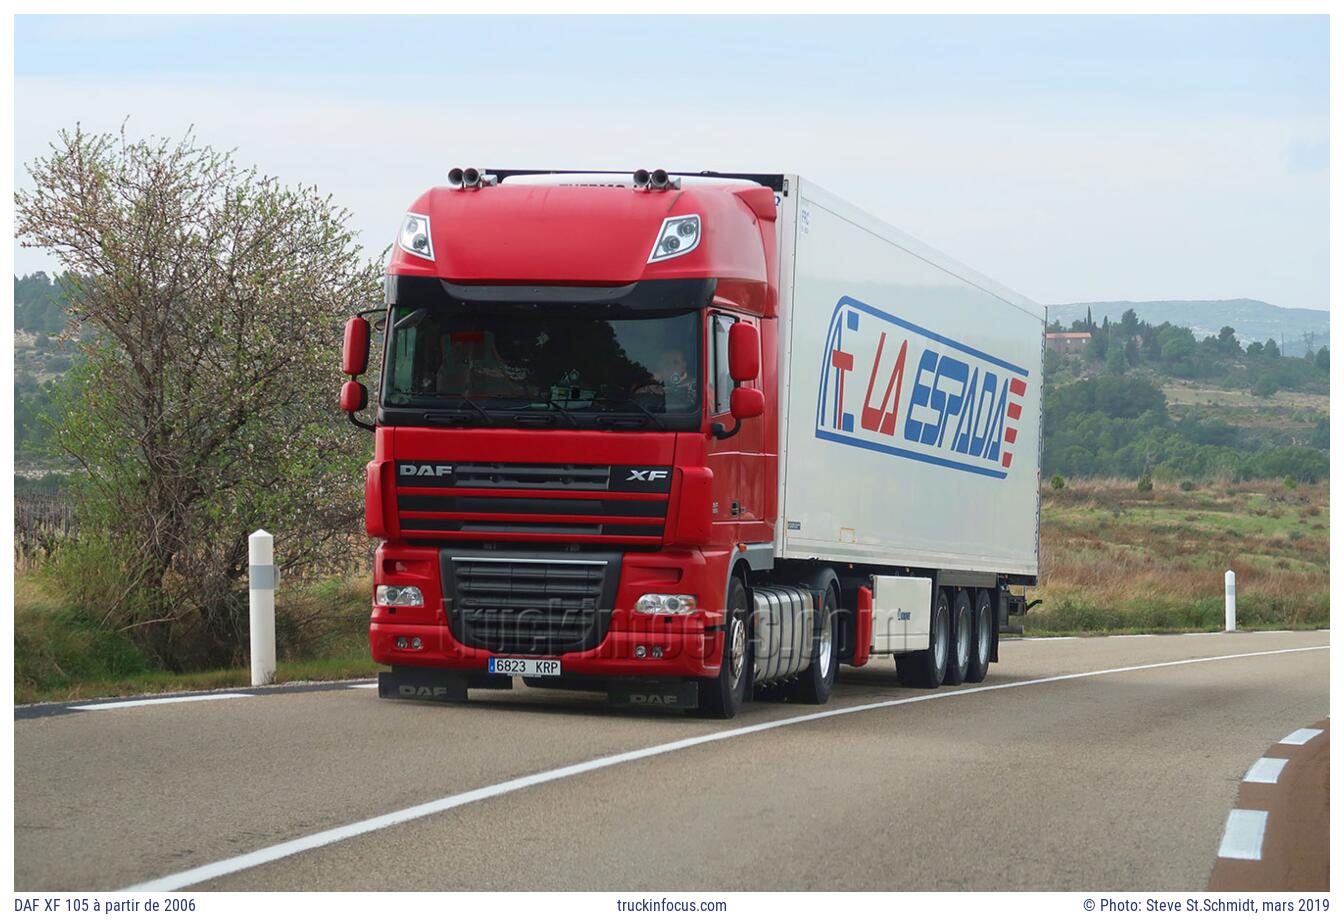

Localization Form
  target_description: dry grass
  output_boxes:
[1162,382,1330,412]
[1034,478,1328,633]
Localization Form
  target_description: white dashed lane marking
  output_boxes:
[1218,809,1269,860]
[1243,757,1289,784]
[1279,728,1323,746]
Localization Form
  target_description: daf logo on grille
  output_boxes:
[626,469,670,482]
[400,464,454,477]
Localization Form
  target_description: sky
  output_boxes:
[12,14,1331,310]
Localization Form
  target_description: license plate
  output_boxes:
[488,657,562,678]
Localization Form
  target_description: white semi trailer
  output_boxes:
[772,176,1044,686]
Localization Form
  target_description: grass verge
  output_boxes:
[15,573,380,705]
[1030,477,1329,635]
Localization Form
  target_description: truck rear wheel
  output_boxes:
[966,588,993,683]
[788,584,839,704]
[697,577,751,719]
[943,589,972,686]
[895,588,949,688]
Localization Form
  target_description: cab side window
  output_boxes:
[712,314,736,415]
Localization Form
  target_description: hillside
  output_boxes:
[1047,299,1328,357]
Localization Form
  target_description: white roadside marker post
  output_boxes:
[249,529,277,686]
[1225,569,1236,632]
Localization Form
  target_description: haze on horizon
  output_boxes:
[12,14,1330,312]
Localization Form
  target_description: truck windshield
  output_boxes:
[381,304,702,430]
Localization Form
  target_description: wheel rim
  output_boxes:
[729,617,747,684]
[956,606,971,670]
[977,602,992,665]
[933,605,948,672]
[818,611,833,679]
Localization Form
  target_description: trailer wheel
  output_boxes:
[789,584,839,704]
[895,588,950,688]
[943,589,972,686]
[966,588,993,683]
[697,576,752,719]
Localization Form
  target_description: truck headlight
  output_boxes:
[635,593,698,614]
[397,213,434,261]
[376,585,424,607]
[647,215,700,263]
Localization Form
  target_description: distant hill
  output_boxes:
[1047,299,1329,357]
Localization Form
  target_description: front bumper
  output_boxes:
[368,544,731,680]
[370,621,719,678]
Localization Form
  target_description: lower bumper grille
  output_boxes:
[442,551,622,655]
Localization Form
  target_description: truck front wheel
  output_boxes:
[788,584,839,704]
[895,587,950,688]
[697,576,752,719]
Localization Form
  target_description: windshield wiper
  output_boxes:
[593,395,665,431]
[421,394,493,427]
[504,398,581,428]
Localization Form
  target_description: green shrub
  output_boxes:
[1180,480,1195,492]
[1050,474,1065,490]
[1137,473,1153,493]
[1282,475,1298,490]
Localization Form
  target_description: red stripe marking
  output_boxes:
[1009,378,1027,396]
[1001,451,1014,468]
[1004,427,1018,444]
[1007,402,1022,420]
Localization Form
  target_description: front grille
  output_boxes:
[396,460,671,542]
[452,463,612,490]
[443,552,621,654]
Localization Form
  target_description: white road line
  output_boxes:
[1256,630,1292,635]
[1243,757,1289,784]
[1280,727,1324,745]
[70,693,252,711]
[347,682,379,690]
[1022,636,1076,641]
[122,643,1327,892]
[1111,634,1157,639]
[1218,809,1269,860]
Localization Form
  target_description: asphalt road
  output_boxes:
[13,631,1329,892]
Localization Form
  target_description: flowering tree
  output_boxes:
[17,125,383,667]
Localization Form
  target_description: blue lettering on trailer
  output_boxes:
[815,296,1029,480]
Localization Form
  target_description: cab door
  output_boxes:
[706,311,770,546]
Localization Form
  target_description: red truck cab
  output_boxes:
[341,169,791,717]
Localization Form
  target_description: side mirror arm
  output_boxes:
[347,411,375,434]
[711,417,742,440]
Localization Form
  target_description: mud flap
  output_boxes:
[378,667,512,702]
[607,680,699,710]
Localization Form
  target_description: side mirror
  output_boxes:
[340,380,368,413]
[343,316,371,376]
[727,322,760,382]
[730,386,764,420]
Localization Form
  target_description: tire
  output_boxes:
[697,577,752,718]
[944,589,972,686]
[789,584,839,704]
[895,587,950,688]
[966,589,993,683]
